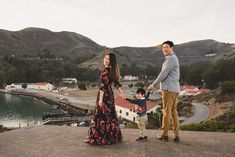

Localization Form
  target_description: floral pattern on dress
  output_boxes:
[85,67,122,145]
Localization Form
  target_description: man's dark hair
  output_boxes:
[136,88,146,95]
[162,40,174,47]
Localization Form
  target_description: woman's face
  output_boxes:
[103,55,110,67]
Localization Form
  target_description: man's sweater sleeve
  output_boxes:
[152,57,174,87]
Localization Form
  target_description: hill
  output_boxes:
[81,39,235,69]
[0,27,106,60]
[0,28,235,69]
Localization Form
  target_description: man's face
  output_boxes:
[162,44,173,56]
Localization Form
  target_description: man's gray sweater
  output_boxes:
[152,52,180,93]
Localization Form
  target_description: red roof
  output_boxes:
[180,85,198,91]
[199,88,210,92]
[34,82,49,86]
[187,88,210,96]
[115,97,157,111]
[187,91,200,95]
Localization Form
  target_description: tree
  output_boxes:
[221,81,235,95]
[22,83,27,89]
[78,83,87,90]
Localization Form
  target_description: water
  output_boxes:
[0,92,63,128]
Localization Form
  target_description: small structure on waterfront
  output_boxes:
[5,82,54,91]
[123,75,139,81]
[62,78,78,84]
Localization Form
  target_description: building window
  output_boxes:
[133,117,135,122]
[126,112,129,116]
[119,110,122,114]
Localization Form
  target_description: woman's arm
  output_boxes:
[98,70,108,106]
[114,80,124,98]
[98,90,104,106]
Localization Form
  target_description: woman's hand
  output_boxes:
[119,88,125,99]
[98,90,104,107]
[98,99,103,107]
[91,119,95,125]
[121,93,126,99]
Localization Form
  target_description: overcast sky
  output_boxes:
[0,0,234,47]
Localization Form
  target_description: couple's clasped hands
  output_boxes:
[147,84,155,91]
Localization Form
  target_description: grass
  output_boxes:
[181,111,235,132]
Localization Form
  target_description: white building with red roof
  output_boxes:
[115,97,159,123]
[29,82,54,91]
[180,85,210,96]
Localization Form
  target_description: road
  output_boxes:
[181,103,210,125]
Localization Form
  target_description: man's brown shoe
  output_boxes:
[157,135,169,142]
[173,136,180,143]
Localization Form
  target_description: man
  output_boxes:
[148,40,180,143]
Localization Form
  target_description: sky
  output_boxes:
[0,0,234,47]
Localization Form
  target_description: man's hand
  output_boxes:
[147,84,155,91]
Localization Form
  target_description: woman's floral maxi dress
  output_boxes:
[85,67,122,145]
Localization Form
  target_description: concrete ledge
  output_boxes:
[0,126,235,157]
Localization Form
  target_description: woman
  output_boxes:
[85,50,124,145]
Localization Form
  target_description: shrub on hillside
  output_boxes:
[91,83,97,88]
[180,120,224,132]
[228,124,235,132]
[78,83,87,90]
[84,81,91,87]
[0,125,7,133]
[221,81,235,95]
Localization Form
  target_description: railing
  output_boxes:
[42,116,91,125]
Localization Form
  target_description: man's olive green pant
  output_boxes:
[161,90,179,138]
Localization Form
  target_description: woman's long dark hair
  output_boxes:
[104,50,120,82]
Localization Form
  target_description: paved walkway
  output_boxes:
[0,126,235,157]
